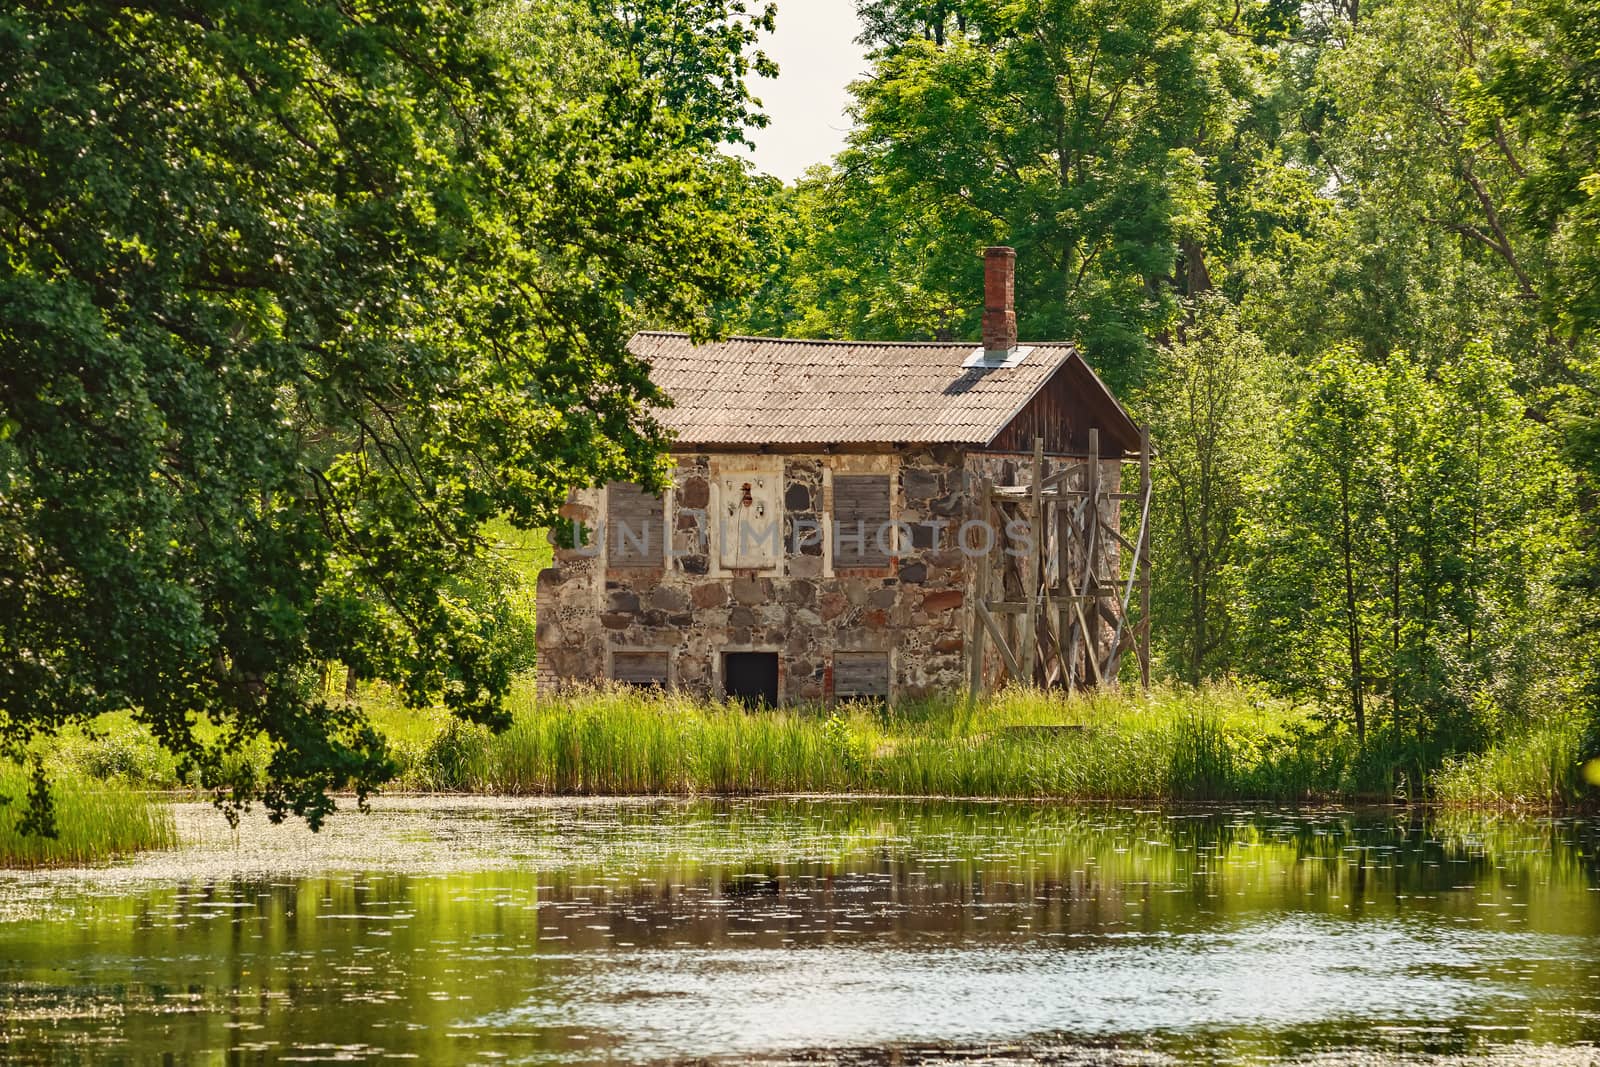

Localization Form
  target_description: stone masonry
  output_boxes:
[535,446,1124,704]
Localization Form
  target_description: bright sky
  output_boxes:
[743,0,868,182]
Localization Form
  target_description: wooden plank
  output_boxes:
[1084,431,1100,596]
[1059,492,1086,689]
[611,650,669,688]
[994,485,1071,501]
[1056,469,1073,689]
[833,474,892,566]
[1080,430,1105,686]
[1099,516,1137,555]
[607,483,664,567]
[1020,437,1044,684]
[1108,458,1150,683]
[1139,427,1152,689]
[1042,491,1059,688]
[1073,461,1106,689]
[834,652,890,699]
[993,598,1097,614]
[975,602,1024,679]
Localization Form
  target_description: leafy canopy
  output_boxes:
[0,0,767,825]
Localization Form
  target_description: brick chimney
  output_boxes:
[982,246,1017,357]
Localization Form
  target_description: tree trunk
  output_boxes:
[1340,470,1366,743]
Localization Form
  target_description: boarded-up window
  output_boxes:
[834,652,890,701]
[832,475,891,567]
[607,483,663,568]
[611,650,670,689]
[718,472,781,569]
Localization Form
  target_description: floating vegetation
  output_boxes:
[1,799,1598,1064]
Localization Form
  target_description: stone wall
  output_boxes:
[535,447,972,703]
[534,447,1128,703]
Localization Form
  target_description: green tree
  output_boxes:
[1244,345,1566,747]
[1139,299,1275,682]
[744,0,1274,386]
[1488,0,1600,340]
[591,0,778,145]
[0,0,764,825]
[1244,353,1387,740]
[1488,0,1600,761]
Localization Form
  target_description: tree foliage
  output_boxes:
[1485,0,1600,752]
[746,0,1273,387]
[0,0,766,824]
[1140,299,1274,683]
[1243,346,1567,744]
[738,0,1599,770]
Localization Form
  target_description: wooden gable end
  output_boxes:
[982,355,1141,458]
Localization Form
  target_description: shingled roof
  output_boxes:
[629,332,1140,451]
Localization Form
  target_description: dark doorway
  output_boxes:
[724,651,779,708]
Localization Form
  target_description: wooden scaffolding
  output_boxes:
[967,429,1152,694]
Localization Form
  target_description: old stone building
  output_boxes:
[536,248,1148,705]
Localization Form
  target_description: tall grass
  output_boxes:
[1432,718,1591,810]
[39,680,1598,816]
[371,681,1399,802]
[391,689,857,794]
[0,762,176,868]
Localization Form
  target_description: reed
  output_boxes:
[376,680,1377,802]
[42,680,1596,814]
[0,762,177,868]
[1432,718,1591,811]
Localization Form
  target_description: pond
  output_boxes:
[1,798,1598,1065]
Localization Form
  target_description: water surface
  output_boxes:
[1,798,1598,1065]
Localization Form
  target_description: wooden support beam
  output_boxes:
[976,602,1024,680]
[1059,489,1103,689]
[967,477,992,701]
[992,485,1070,501]
[1080,430,1105,687]
[1042,493,1057,686]
[1042,594,1099,607]
[1085,430,1101,597]
[1056,469,1073,689]
[1020,437,1044,684]
[1098,515,1138,555]
[1138,427,1152,689]
[1107,476,1152,680]
[1059,491,1087,689]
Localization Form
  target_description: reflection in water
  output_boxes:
[0,799,1597,1065]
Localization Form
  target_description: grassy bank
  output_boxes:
[26,683,1597,839]
[0,761,176,868]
